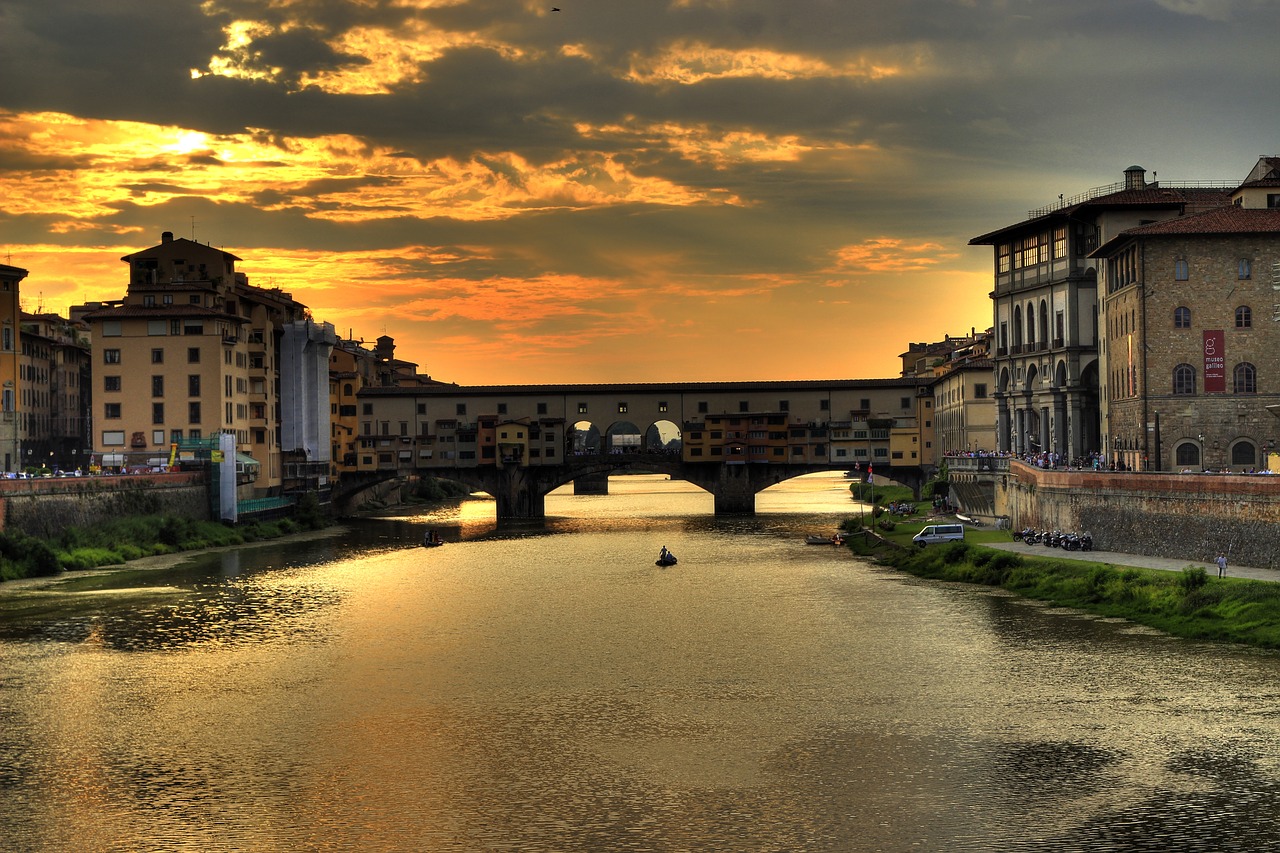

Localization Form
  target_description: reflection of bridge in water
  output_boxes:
[339,379,936,518]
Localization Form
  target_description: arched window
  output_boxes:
[1026,303,1036,345]
[1013,305,1023,346]
[1039,299,1049,345]
[1175,259,1189,281]
[1231,441,1257,467]
[1239,258,1252,280]
[343,383,354,396]
[1174,306,1191,329]
[1175,442,1200,467]
[1173,364,1196,395]
[1236,306,1252,329]
[1233,362,1257,394]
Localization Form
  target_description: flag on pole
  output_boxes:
[867,463,873,484]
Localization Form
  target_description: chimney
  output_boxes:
[162,231,174,243]
[1123,165,1146,191]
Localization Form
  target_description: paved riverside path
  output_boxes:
[982,540,1280,583]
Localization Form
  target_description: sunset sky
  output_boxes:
[2,0,1277,384]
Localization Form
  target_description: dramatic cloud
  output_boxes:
[1,0,1276,382]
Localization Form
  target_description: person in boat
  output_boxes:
[424,529,442,546]
[658,545,674,562]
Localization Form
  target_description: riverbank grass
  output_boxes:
[1,496,332,582]
[842,518,1280,649]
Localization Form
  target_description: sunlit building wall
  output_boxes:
[0,264,26,472]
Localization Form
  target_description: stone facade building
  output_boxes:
[1093,157,1280,472]
[971,166,1233,463]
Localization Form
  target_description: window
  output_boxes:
[578,403,588,414]
[188,375,201,396]
[739,401,749,412]
[1232,441,1257,467]
[698,401,708,414]
[779,400,789,412]
[102,320,122,337]
[104,349,121,364]
[1173,364,1196,395]
[1175,442,1200,467]
[104,376,121,392]
[1233,362,1257,394]
[148,320,166,335]
[997,243,1011,273]
[1235,306,1252,329]
[820,399,829,411]
[189,402,201,423]
[152,403,164,424]
[362,403,373,415]
[102,431,125,446]
[618,402,628,414]
[859,398,871,411]
[658,401,668,413]
[974,383,988,399]
[900,397,910,409]
[187,347,200,363]
[1174,307,1191,329]
[1174,259,1189,281]
[537,402,548,415]
[497,403,507,415]
[151,348,164,364]
[153,430,166,445]
[1239,258,1252,280]
[456,403,466,416]
[104,402,121,419]
[1053,227,1066,259]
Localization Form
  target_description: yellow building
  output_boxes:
[78,231,318,496]
[0,264,26,472]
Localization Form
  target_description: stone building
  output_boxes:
[18,311,91,471]
[1092,157,1280,471]
[970,166,1233,463]
[927,331,996,456]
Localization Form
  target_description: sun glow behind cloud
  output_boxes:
[0,110,734,228]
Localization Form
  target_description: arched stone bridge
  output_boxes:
[334,453,930,519]
[345,377,937,517]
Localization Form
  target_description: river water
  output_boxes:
[2,473,1280,852]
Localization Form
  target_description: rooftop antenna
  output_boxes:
[190,216,197,240]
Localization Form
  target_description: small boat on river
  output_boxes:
[422,530,445,548]
[806,533,845,545]
[656,547,677,567]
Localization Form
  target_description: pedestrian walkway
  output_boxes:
[983,541,1280,583]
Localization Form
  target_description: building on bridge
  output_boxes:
[354,378,937,476]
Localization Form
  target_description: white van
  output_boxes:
[912,524,965,546]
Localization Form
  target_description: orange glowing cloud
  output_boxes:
[626,41,919,85]
[0,110,730,229]
[830,238,962,274]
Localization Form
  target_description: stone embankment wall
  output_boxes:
[0,473,209,539]
[1007,461,1280,568]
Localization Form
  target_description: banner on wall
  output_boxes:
[1204,330,1225,393]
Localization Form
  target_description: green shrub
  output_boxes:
[1178,566,1209,593]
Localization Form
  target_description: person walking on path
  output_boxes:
[1216,553,1227,578]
